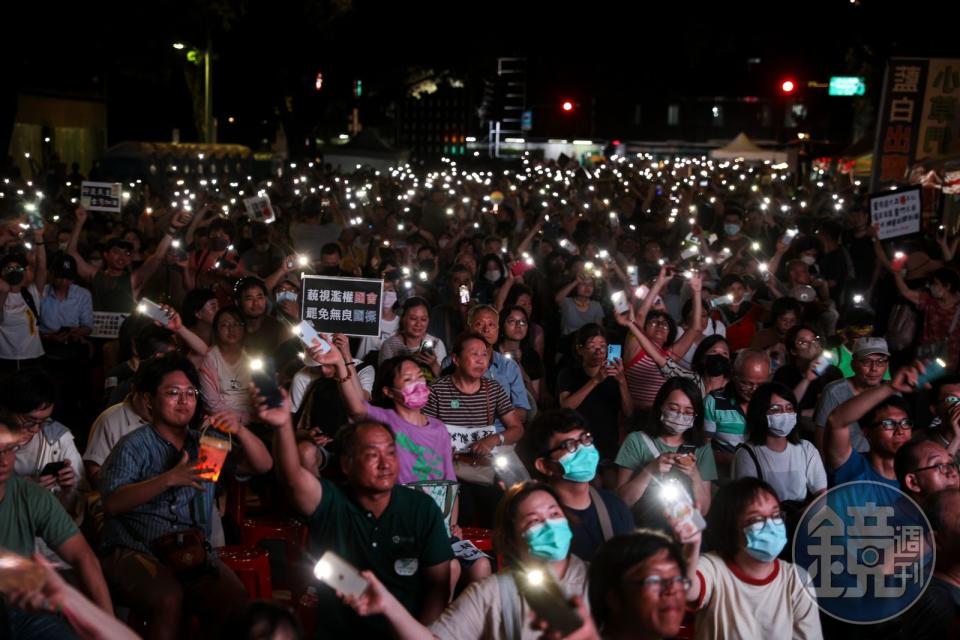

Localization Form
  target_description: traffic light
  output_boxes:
[780,79,796,95]
[561,100,575,113]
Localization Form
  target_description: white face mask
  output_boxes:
[661,410,695,435]
[484,270,501,283]
[383,290,398,309]
[767,413,797,437]
[801,255,816,266]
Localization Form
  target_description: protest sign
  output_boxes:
[81,182,122,213]
[870,187,922,240]
[445,424,497,453]
[243,194,276,224]
[300,275,382,337]
[91,312,129,339]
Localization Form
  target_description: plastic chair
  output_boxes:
[405,480,459,535]
[218,545,273,599]
[240,516,309,590]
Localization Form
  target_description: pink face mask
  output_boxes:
[399,381,430,410]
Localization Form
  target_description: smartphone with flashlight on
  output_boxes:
[420,340,435,358]
[293,321,332,355]
[313,551,369,599]
[458,285,471,305]
[137,298,170,326]
[660,479,706,540]
[249,356,283,409]
[513,564,584,636]
[492,447,531,489]
[916,358,948,389]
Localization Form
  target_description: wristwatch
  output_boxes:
[497,433,505,446]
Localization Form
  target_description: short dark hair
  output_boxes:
[783,323,818,356]
[646,378,706,447]
[211,306,246,348]
[235,276,268,298]
[134,354,201,397]
[181,289,217,328]
[931,374,960,401]
[705,477,780,560]
[336,420,395,460]
[861,395,912,431]
[588,530,687,633]
[838,306,876,330]
[0,368,58,414]
[399,295,430,318]
[520,409,589,478]
[745,383,801,445]
[770,297,803,323]
[719,273,744,292]
[894,439,937,488]
[932,267,960,293]
[817,219,844,242]
[574,323,606,349]
[134,325,177,360]
[372,355,421,409]
[452,331,488,358]
[644,310,678,347]
[320,242,342,258]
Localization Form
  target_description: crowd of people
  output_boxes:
[1,148,959,640]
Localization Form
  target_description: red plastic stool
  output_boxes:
[241,517,309,591]
[459,526,494,552]
[218,545,273,599]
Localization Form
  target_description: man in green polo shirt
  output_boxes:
[254,387,452,637]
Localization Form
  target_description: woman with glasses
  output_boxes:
[496,305,544,405]
[615,378,716,528]
[379,296,446,380]
[733,383,826,503]
[338,482,590,640]
[772,325,842,423]
[677,477,823,639]
[198,306,254,424]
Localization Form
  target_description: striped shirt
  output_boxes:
[703,385,748,453]
[99,425,216,556]
[424,376,513,432]
[624,350,669,410]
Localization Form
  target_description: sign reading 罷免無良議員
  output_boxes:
[81,182,122,213]
[243,194,276,224]
[869,187,922,240]
[300,275,382,338]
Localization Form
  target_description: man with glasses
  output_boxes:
[97,355,272,640]
[0,410,114,635]
[704,348,770,478]
[824,362,921,488]
[895,439,960,502]
[814,337,891,455]
[520,409,633,561]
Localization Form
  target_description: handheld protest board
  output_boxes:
[300,275,383,338]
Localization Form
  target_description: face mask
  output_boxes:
[558,444,599,482]
[484,269,501,283]
[703,355,731,378]
[766,412,797,437]
[211,237,230,251]
[275,290,297,304]
[930,284,945,299]
[524,517,573,561]
[398,381,430,410]
[724,223,741,236]
[383,290,398,309]
[743,518,788,562]
[2,269,24,286]
[801,255,816,266]
[661,410,695,435]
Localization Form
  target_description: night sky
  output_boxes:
[3,0,957,150]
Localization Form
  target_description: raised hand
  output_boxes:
[164,451,205,490]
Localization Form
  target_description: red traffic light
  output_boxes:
[561,100,574,112]
[780,79,796,94]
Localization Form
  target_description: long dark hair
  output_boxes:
[497,305,533,353]
[645,377,706,447]
[372,355,421,409]
[691,334,729,376]
[745,382,801,445]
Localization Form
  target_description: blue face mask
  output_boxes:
[524,518,573,561]
[724,223,741,236]
[743,518,788,562]
[558,444,600,482]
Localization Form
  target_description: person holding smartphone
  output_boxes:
[615,378,716,529]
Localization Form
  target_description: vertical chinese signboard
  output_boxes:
[300,275,383,338]
[872,58,960,191]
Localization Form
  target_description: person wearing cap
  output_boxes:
[828,306,888,380]
[814,337,892,455]
[66,206,188,313]
[0,238,47,372]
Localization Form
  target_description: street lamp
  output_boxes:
[172,39,214,144]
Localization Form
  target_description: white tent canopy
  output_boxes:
[709,132,788,163]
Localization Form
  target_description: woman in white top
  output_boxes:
[355,278,399,362]
[378,296,446,380]
[199,305,253,423]
[681,477,823,639]
[733,382,827,503]
[340,482,590,640]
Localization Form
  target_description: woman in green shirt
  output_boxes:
[615,378,717,529]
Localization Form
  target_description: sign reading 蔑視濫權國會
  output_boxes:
[869,186,922,240]
[299,275,382,338]
[81,182,122,213]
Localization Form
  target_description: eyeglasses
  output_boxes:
[505,318,528,327]
[17,415,49,430]
[647,319,670,329]
[663,402,696,417]
[872,418,913,432]
[736,380,761,392]
[742,514,784,533]
[546,432,594,456]
[857,356,889,369]
[162,387,199,401]
[795,337,820,348]
[912,461,960,476]
[0,443,22,456]
[626,575,692,596]
[767,404,796,415]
